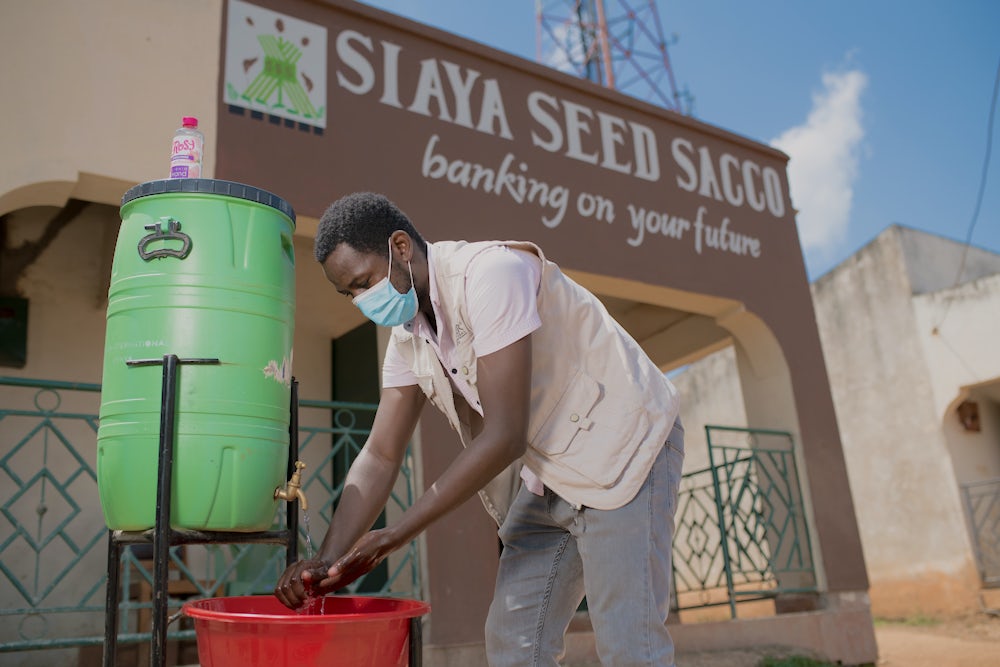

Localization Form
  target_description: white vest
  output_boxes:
[390,240,680,523]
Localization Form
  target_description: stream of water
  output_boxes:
[297,510,321,615]
[302,510,315,559]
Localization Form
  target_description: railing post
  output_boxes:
[705,425,738,619]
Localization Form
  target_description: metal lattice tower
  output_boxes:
[535,0,691,113]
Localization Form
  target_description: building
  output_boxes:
[1,1,877,664]
[674,224,1000,618]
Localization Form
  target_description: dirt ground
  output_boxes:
[569,612,1000,666]
[681,613,1000,667]
[871,613,1000,667]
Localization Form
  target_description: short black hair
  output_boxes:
[314,192,427,263]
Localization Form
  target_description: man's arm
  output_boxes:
[274,382,425,608]
[318,334,532,591]
[316,383,428,561]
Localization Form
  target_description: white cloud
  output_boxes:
[541,23,586,75]
[771,69,868,255]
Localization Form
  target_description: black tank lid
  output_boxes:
[121,178,296,225]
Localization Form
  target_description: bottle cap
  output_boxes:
[182,116,199,127]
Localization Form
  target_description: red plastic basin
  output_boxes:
[182,595,431,667]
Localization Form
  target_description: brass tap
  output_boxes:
[274,460,308,511]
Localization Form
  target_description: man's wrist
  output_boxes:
[385,521,415,552]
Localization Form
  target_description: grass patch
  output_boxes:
[758,657,839,667]
[873,614,940,627]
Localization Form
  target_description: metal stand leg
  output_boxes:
[102,358,301,667]
[103,531,121,667]
[151,354,179,667]
[285,378,299,568]
[409,617,422,667]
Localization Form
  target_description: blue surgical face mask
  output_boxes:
[352,239,418,327]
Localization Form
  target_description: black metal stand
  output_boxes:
[102,355,301,667]
[409,616,422,667]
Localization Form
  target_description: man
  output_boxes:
[275,192,684,666]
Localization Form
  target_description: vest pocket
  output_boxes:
[414,370,437,401]
[530,369,651,487]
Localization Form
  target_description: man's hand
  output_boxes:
[273,529,402,609]
[274,558,333,609]
[314,528,400,592]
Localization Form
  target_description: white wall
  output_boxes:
[0,0,224,215]
[810,228,975,598]
[5,204,115,380]
[671,345,746,474]
[912,272,1000,484]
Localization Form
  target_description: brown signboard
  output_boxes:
[217,0,806,313]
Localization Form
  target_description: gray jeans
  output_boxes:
[486,419,684,666]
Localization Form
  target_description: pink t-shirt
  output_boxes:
[382,244,546,494]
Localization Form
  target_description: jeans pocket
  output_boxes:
[665,418,684,456]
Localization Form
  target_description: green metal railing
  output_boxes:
[0,377,105,656]
[1,375,819,658]
[0,376,418,659]
[671,425,817,617]
[960,476,1000,585]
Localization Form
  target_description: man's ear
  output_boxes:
[389,230,413,262]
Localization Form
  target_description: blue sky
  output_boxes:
[357,1,999,280]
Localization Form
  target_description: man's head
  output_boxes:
[314,192,426,263]
[315,192,430,325]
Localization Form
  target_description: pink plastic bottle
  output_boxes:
[169,116,204,179]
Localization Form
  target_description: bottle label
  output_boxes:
[171,138,202,159]
[172,136,199,155]
[170,164,200,178]
[169,131,204,179]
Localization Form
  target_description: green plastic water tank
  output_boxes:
[98,179,296,531]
